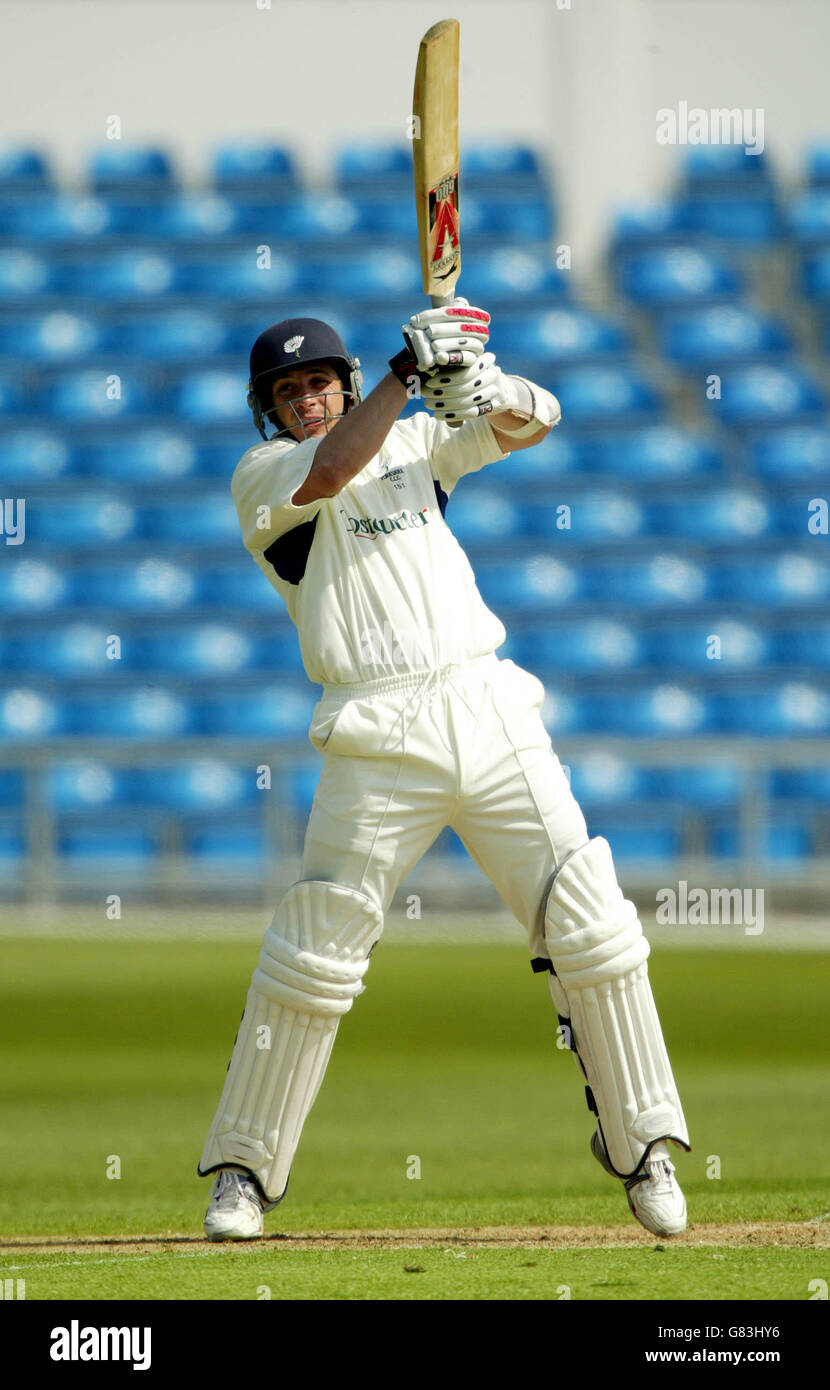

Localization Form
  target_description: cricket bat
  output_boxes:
[412,18,461,310]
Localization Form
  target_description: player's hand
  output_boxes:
[402,297,490,373]
[419,351,505,421]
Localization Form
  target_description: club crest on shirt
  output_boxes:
[378,463,406,490]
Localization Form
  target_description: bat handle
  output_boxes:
[428,291,463,427]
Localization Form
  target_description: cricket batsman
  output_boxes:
[198,307,690,1239]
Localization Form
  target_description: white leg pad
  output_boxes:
[199,880,383,1202]
[542,838,690,1178]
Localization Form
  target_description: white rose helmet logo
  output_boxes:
[284,335,305,355]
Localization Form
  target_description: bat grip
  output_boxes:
[428,292,463,427]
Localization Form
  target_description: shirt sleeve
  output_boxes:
[425,414,511,496]
[231,437,325,553]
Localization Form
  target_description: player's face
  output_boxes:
[270,365,346,440]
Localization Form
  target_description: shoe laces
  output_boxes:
[213,1169,262,1211]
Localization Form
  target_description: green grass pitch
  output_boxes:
[1,931,828,1300]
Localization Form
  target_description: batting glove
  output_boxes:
[421,354,561,431]
[402,297,490,372]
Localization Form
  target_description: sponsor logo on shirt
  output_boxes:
[341,506,430,538]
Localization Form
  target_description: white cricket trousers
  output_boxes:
[303,653,588,954]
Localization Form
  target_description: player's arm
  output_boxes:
[293,374,408,504]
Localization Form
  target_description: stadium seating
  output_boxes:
[1,136,829,888]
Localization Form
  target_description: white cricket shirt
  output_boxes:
[231,411,510,685]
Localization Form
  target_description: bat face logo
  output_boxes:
[283,335,305,355]
[428,173,459,274]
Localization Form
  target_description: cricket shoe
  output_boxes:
[591,1131,687,1237]
[203,1167,276,1242]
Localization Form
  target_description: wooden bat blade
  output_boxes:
[412,17,460,303]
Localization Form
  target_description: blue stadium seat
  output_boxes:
[58,826,162,868]
[0,428,73,481]
[806,141,830,188]
[335,143,410,190]
[46,760,127,811]
[306,251,422,299]
[706,364,825,428]
[770,766,830,801]
[443,490,523,543]
[177,250,304,299]
[199,564,286,613]
[581,684,711,736]
[199,686,316,738]
[461,249,569,301]
[646,619,769,672]
[62,251,176,299]
[78,429,199,482]
[464,143,543,182]
[77,560,198,611]
[475,556,581,611]
[71,689,193,738]
[776,623,830,667]
[514,619,642,673]
[0,372,25,414]
[25,494,139,545]
[713,682,830,734]
[113,309,229,360]
[0,310,106,362]
[0,249,56,298]
[525,490,645,542]
[6,623,131,675]
[43,369,161,420]
[586,555,708,605]
[568,753,649,807]
[657,762,743,807]
[0,559,70,612]
[800,251,830,301]
[0,688,63,738]
[582,425,723,479]
[745,425,830,480]
[654,488,771,541]
[589,818,682,862]
[467,195,552,240]
[616,245,742,307]
[136,625,260,675]
[136,193,238,239]
[185,823,269,868]
[0,195,114,242]
[683,145,770,189]
[88,144,175,192]
[712,553,830,604]
[551,365,662,425]
[495,308,628,363]
[134,761,259,812]
[244,194,361,240]
[213,142,298,192]
[610,198,691,251]
[787,192,830,245]
[710,818,811,861]
[142,493,239,545]
[486,429,582,482]
[0,770,25,807]
[0,144,52,190]
[659,305,792,365]
[171,371,250,425]
[685,194,780,245]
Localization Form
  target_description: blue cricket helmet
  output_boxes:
[246,317,363,439]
